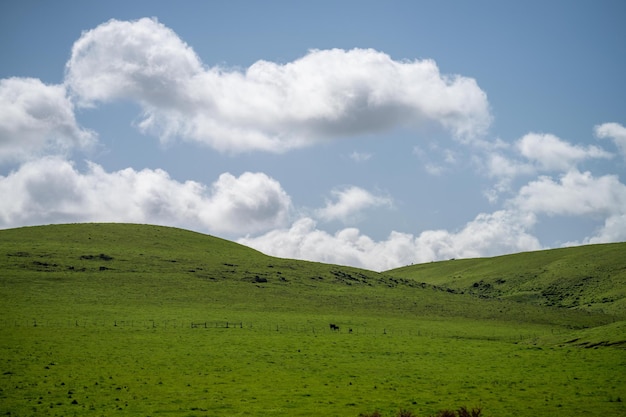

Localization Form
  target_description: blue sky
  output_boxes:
[1,0,625,270]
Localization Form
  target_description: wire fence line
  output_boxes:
[2,318,245,330]
[2,318,391,333]
[0,318,552,341]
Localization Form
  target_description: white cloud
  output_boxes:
[522,166,626,246]
[424,163,445,176]
[201,172,292,235]
[0,77,96,162]
[65,18,492,153]
[595,122,626,160]
[0,157,291,235]
[486,153,534,179]
[315,186,392,223]
[242,152,626,270]
[349,151,372,162]
[412,210,541,262]
[240,128,626,270]
[3,156,622,272]
[240,211,541,272]
[517,133,611,171]
[239,218,420,271]
[513,170,626,217]
[413,144,460,176]
[585,214,626,244]
[481,152,535,202]
[481,131,614,203]
[65,17,203,107]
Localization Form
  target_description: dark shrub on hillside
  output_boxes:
[456,406,482,417]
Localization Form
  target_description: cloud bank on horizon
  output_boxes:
[1,16,625,271]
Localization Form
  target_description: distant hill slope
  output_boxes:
[386,243,626,317]
[0,222,401,288]
[1,223,617,331]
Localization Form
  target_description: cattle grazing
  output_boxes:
[329,323,340,331]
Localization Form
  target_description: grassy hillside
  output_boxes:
[2,223,612,327]
[1,223,625,416]
[386,243,626,317]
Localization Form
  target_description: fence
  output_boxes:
[0,318,552,341]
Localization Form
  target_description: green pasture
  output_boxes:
[2,321,625,417]
[1,224,625,416]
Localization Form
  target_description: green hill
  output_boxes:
[1,223,625,417]
[1,223,617,327]
[386,243,626,317]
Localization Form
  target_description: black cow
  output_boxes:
[329,323,340,331]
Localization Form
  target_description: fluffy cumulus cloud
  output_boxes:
[64,18,491,153]
[0,77,96,162]
[242,128,626,270]
[239,218,417,271]
[517,133,611,171]
[65,18,203,107]
[260,160,626,271]
[414,210,541,262]
[0,157,291,235]
[595,122,626,160]
[485,152,534,180]
[486,133,612,181]
[315,186,392,223]
[513,170,626,217]
[242,162,626,270]
[511,169,626,246]
[240,210,542,272]
[200,172,292,235]
[586,214,626,244]
[482,131,616,203]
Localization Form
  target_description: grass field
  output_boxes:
[1,223,625,416]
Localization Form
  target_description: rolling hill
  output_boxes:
[1,223,621,328]
[385,243,626,317]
